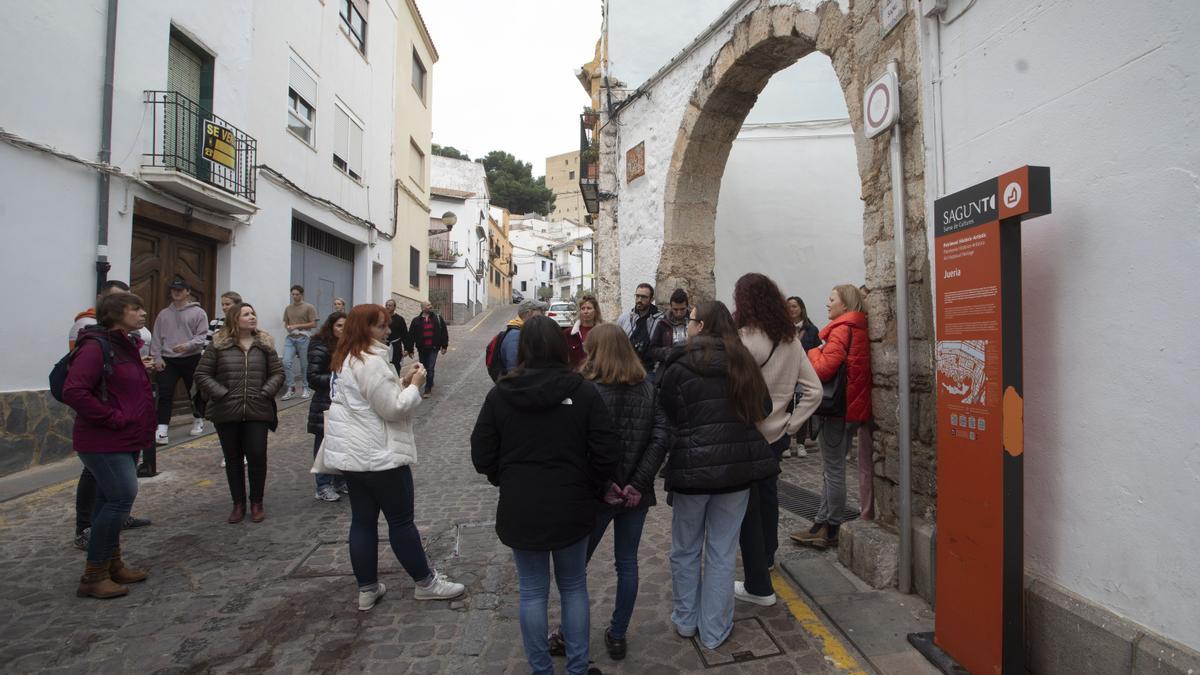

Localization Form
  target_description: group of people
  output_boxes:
[470,275,873,675]
[61,277,460,603]
[59,270,873,675]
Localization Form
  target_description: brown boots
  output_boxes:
[228,502,246,523]
[77,549,148,599]
[249,502,265,523]
[109,547,148,585]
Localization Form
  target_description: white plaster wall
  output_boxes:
[929,0,1200,648]
[606,0,850,307]
[715,121,864,306]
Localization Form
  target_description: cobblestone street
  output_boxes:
[0,309,867,674]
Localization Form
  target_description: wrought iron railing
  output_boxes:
[428,240,461,262]
[144,90,257,202]
[579,112,599,214]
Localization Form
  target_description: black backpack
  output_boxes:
[50,332,114,403]
[484,326,517,382]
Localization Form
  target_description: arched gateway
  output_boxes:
[598,0,938,588]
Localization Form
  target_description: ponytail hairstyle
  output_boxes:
[689,300,769,426]
[332,304,388,373]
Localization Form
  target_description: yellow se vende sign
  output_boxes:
[203,122,236,170]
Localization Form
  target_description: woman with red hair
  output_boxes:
[321,304,464,611]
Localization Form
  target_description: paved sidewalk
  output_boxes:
[0,310,872,674]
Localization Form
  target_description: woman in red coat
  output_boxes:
[564,295,601,371]
[790,284,872,549]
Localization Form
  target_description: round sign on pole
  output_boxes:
[864,69,899,138]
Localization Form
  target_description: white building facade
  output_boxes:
[429,156,490,323]
[0,0,427,476]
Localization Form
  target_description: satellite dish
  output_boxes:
[441,211,458,229]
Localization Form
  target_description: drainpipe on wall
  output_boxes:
[95,0,119,293]
[888,60,914,596]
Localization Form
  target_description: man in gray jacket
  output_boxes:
[615,282,664,377]
[150,277,209,446]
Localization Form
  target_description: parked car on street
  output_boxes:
[546,301,576,328]
[511,289,524,304]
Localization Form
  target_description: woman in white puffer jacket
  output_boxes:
[323,304,464,611]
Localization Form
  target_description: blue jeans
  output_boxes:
[417,347,439,393]
[341,467,432,588]
[587,506,649,639]
[282,334,310,392]
[76,452,139,564]
[670,489,750,649]
[311,433,344,491]
[512,536,590,675]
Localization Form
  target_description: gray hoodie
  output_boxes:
[151,301,209,362]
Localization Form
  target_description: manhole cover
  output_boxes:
[691,616,784,667]
[287,541,402,578]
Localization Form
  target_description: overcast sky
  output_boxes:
[419,0,601,176]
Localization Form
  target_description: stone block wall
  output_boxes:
[0,390,75,478]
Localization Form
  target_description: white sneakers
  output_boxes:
[359,582,387,611]
[301,388,312,399]
[358,573,465,611]
[189,418,206,436]
[413,571,465,601]
[281,390,296,401]
[315,485,341,502]
[733,581,777,607]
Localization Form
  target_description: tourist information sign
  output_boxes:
[912,166,1051,675]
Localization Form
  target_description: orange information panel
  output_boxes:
[916,166,1050,675]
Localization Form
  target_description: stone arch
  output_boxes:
[654,2,939,526]
[658,4,856,297]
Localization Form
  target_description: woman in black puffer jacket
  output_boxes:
[657,300,775,651]
[564,323,668,660]
[194,303,284,524]
[307,311,346,501]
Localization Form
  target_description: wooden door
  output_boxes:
[131,218,217,416]
[429,274,453,321]
[131,218,216,321]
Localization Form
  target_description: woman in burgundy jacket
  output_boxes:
[790,284,872,549]
[62,292,156,599]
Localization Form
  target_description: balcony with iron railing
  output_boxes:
[141,90,258,215]
[428,239,462,263]
[578,111,599,215]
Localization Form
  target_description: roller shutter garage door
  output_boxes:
[291,219,354,316]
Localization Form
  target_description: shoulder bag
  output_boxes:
[815,326,852,418]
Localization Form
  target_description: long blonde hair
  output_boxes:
[581,323,645,385]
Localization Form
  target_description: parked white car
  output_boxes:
[546,301,576,328]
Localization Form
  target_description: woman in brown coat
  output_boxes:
[195,303,285,523]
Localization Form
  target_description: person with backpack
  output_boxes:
[789,284,872,549]
[322,304,465,611]
[194,302,285,524]
[471,316,620,675]
[384,299,412,371]
[64,280,152,551]
[149,277,209,447]
[490,299,547,380]
[657,301,777,650]
[61,292,155,599]
[307,311,347,502]
[408,302,449,399]
[731,274,822,608]
[564,295,601,371]
[615,283,665,378]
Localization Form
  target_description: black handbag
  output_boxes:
[815,327,852,418]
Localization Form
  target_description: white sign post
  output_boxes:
[863,69,899,139]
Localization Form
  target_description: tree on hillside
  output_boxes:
[432,144,470,160]
[477,150,555,215]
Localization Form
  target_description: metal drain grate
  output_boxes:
[777,480,859,522]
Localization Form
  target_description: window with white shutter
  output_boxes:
[332,103,363,181]
[288,56,317,144]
